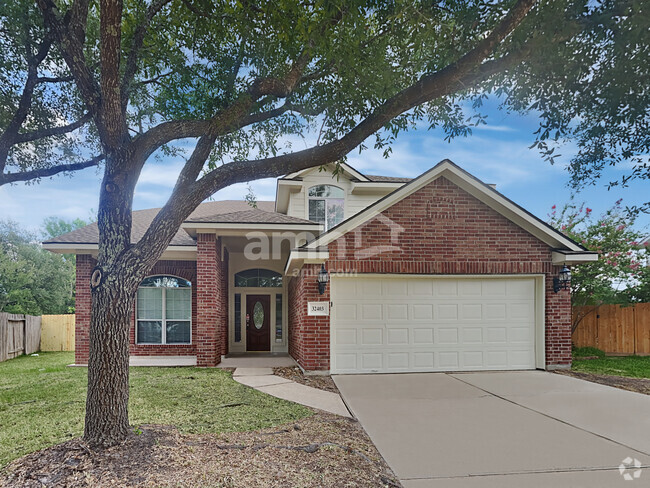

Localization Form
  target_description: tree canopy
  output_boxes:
[0,219,88,315]
[548,199,649,331]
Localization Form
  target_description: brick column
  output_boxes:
[196,233,221,366]
[74,255,94,365]
[288,264,330,371]
[545,267,573,369]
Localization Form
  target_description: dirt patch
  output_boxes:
[555,370,650,395]
[273,367,339,394]
[1,413,400,487]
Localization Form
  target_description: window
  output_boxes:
[234,269,282,287]
[308,185,344,231]
[137,275,191,344]
[275,294,283,342]
[234,294,242,342]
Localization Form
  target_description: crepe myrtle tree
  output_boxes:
[0,0,643,446]
[548,199,647,333]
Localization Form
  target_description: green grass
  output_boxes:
[572,347,650,379]
[0,352,311,467]
[572,346,606,358]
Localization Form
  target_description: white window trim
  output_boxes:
[136,275,192,345]
[308,185,345,231]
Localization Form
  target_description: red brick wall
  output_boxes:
[74,255,94,364]
[288,176,572,371]
[195,233,223,366]
[545,280,572,367]
[288,264,330,371]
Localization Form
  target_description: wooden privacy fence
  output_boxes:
[573,303,650,356]
[0,313,41,362]
[41,314,75,352]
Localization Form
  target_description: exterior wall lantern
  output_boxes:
[317,264,329,295]
[553,265,571,293]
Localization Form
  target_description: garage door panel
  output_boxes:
[436,303,458,320]
[383,280,409,296]
[437,328,459,344]
[483,280,507,296]
[460,304,482,320]
[408,280,433,296]
[412,304,433,320]
[387,304,408,320]
[334,303,357,320]
[413,328,434,345]
[331,277,538,374]
[386,352,409,369]
[436,280,458,297]
[387,328,409,345]
[335,328,357,345]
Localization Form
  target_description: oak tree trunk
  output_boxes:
[83,149,144,447]
[84,279,133,445]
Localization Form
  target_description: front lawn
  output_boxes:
[572,347,650,378]
[0,352,311,467]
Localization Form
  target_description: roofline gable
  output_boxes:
[303,159,591,253]
[285,161,370,182]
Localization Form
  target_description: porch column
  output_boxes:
[74,254,94,365]
[196,233,222,366]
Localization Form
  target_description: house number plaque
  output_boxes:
[307,302,330,316]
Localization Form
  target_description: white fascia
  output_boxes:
[284,248,329,276]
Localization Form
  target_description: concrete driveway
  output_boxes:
[334,372,650,487]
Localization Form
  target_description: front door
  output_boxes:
[246,295,271,351]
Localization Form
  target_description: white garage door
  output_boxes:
[330,276,538,374]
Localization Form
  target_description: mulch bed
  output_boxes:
[1,413,400,488]
[273,367,340,394]
[555,370,650,395]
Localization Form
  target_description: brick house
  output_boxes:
[44,160,596,373]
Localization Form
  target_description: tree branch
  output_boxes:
[99,0,126,148]
[14,113,93,144]
[0,155,104,185]
[190,0,539,200]
[35,74,76,84]
[0,36,52,173]
[37,0,102,120]
[121,0,173,106]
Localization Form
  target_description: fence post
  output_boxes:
[0,313,8,362]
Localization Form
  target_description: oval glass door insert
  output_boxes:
[253,301,264,329]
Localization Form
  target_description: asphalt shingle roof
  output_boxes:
[43,200,303,246]
[363,174,413,183]
[44,171,408,246]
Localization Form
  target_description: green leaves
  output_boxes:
[548,198,648,307]
[0,219,81,315]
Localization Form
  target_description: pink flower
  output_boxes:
[616,225,625,231]
[561,225,567,230]
[586,208,592,214]
[551,205,556,209]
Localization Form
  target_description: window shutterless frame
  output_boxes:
[136,275,192,345]
[308,185,345,231]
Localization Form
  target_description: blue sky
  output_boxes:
[1,98,648,235]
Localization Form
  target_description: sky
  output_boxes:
[1,97,648,235]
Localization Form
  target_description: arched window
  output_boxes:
[136,275,191,344]
[234,269,282,287]
[308,184,345,231]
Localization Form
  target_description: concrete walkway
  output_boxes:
[233,367,351,417]
[335,372,650,487]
